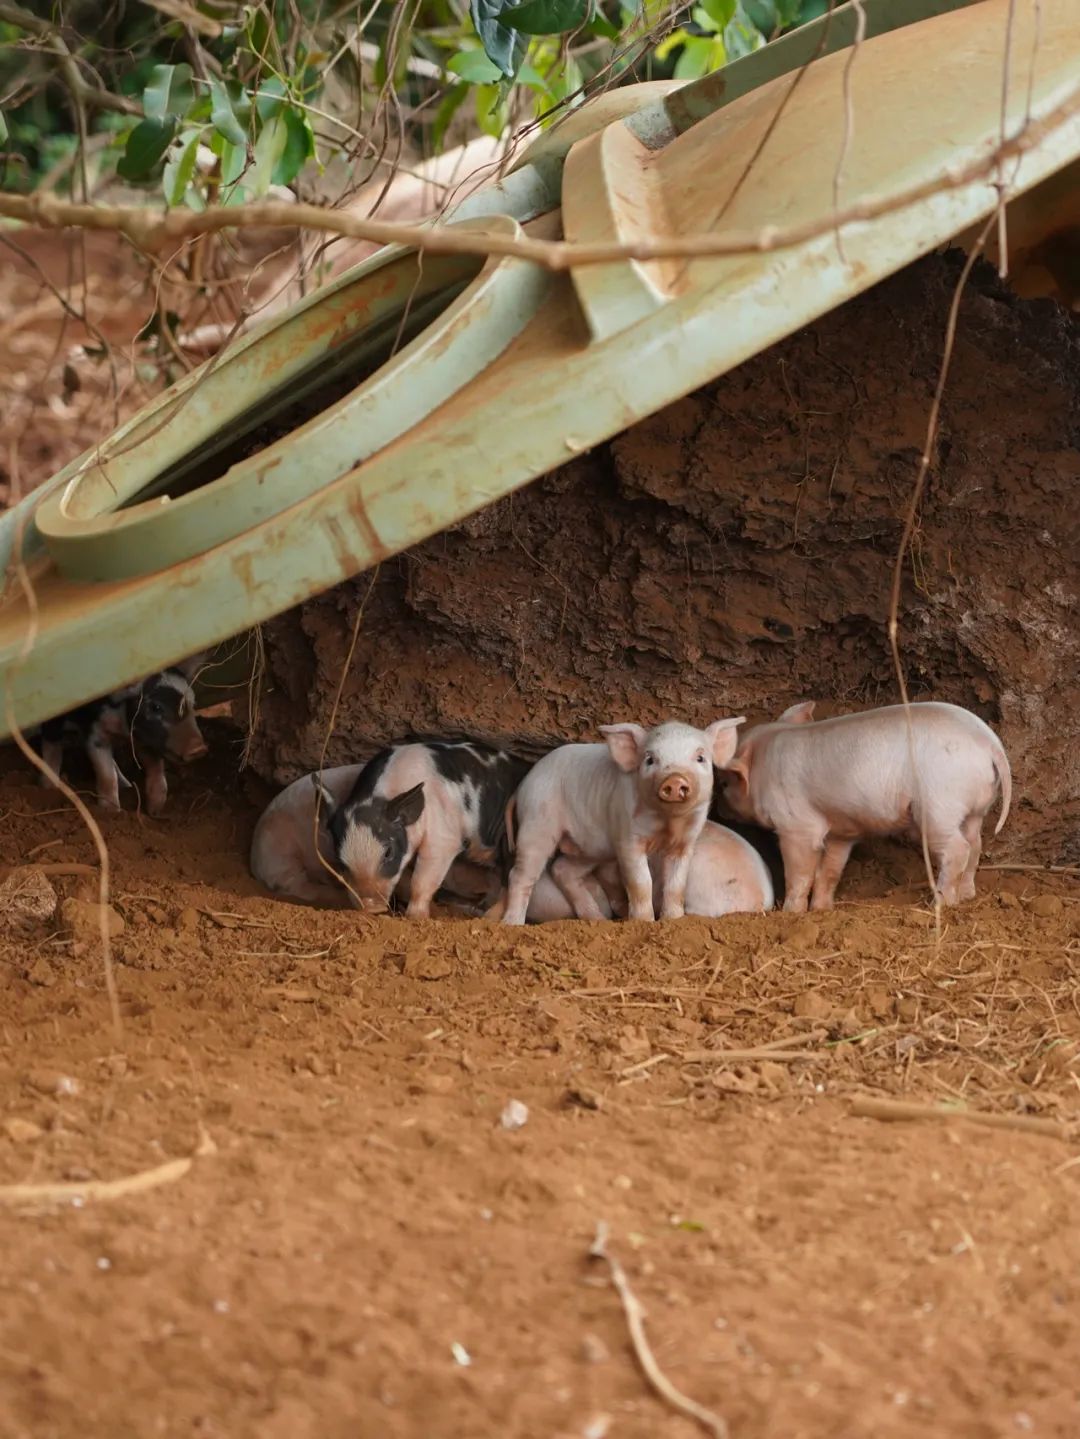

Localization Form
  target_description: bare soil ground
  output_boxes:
[1,743,1079,1439]
[2,228,1079,1439]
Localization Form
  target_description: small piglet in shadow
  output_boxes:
[37,656,208,815]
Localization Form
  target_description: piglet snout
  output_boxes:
[658,773,692,804]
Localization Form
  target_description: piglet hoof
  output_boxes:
[38,772,59,791]
[659,903,686,921]
[146,797,167,818]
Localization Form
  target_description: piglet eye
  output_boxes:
[643,754,654,767]
[696,752,707,765]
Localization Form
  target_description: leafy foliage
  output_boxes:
[0,0,817,206]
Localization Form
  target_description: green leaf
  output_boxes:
[699,0,736,28]
[497,0,589,35]
[209,78,248,146]
[672,34,717,79]
[117,117,179,181]
[271,106,313,186]
[654,28,687,61]
[469,0,527,78]
[741,0,776,33]
[585,11,619,38]
[447,49,503,83]
[143,62,194,121]
[255,75,287,123]
[431,82,470,152]
[220,138,246,185]
[248,112,286,197]
[473,82,507,138]
[723,7,763,58]
[516,61,547,88]
[795,0,828,20]
[0,110,7,145]
[162,127,201,206]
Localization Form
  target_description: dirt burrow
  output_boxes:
[247,251,1080,865]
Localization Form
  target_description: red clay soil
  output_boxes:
[1,227,1080,1439]
[0,742,1079,1439]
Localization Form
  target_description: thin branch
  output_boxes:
[0,2,141,117]
[589,1222,728,1439]
[0,82,1074,265]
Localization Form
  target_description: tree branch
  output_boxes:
[0,1,142,117]
[0,83,1074,269]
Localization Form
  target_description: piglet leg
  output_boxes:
[143,756,168,817]
[39,739,64,788]
[89,741,122,810]
[616,841,654,922]
[502,814,563,925]
[809,838,854,911]
[778,831,821,913]
[932,830,970,907]
[958,815,983,902]
[405,836,460,920]
[549,854,608,921]
[658,843,694,920]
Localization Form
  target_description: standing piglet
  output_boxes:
[314,738,531,917]
[522,820,773,922]
[720,700,1011,911]
[500,717,745,925]
[38,658,208,815]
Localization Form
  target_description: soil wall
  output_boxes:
[249,252,1080,857]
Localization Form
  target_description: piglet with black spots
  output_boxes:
[313,738,531,917]
[37,657,208,816]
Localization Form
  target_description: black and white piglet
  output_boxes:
[313,737,531,917]
[38,658,208,815]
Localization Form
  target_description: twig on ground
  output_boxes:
[982,864,1080,876]
[0,1156,192,1208]
[851,1095,1070,1141]
[589,1221,729,1439]
[678,1048,820,1064]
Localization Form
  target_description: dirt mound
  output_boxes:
[249,252,1080,863]
[0,747,1079,1438]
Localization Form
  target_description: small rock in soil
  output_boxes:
[793,991,832,1020]
[1028,894,1064,918]
[26,957,57,987]
[499,1098,529,1130]
[25,1068,80,1097]
[4,1117,44,1143]
[0,866,57,931]
[580,1333,610,1364]
[787,919,821,950]
[565,1086,602,1111]
[60,898,124,944]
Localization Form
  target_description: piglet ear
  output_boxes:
[310,772,337,822]
[704,717,745,768]
[722,753,752,794]
[778,700,816,725]
[387,782,425,827]
[599,724,648,773]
